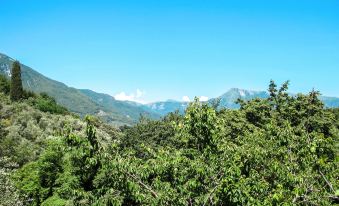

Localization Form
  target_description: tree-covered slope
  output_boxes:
[0,53,101,116]
[148,88,339,115]
[0,53,157,126]
[210,88,270,109]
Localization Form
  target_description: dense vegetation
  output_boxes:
[0,67,338,205]
[0,73,115,206]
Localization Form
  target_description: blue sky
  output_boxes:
[0,0,338,103]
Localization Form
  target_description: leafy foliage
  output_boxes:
[14,116,106,205]
[119,112,181,157]
[2,81,339,205]
[0,74,10,95]
[32,92,68,115]
[0,157,26,206]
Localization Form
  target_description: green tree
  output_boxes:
[33,92,68,114]
[178,97,223,151]
[15,116,102,205]
[10,61,23,101]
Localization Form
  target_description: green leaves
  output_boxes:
[177,98,222,151]
[0,74,10,95]
[32,93,68,115]
[11,81,339,205]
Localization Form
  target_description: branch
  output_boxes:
[292,187,314,203]
[188,198,193,206]
[126,172,158,198]
[329,195,339,201]
[319,171,335,193]
[202,172,224,206]
[293,195,306,203]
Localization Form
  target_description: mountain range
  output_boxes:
[1,52,338,125]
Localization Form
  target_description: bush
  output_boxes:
[0,74,10,94]
[0,157,25,206]
[33,93,68,115]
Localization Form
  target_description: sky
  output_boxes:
[0,0,338,103]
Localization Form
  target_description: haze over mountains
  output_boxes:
[1,52,338,125]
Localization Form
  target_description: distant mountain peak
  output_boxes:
[223,88,268,98]
[231,88,247,97]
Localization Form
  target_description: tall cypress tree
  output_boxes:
[10,61,23,101]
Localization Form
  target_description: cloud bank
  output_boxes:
[114,89,146,104]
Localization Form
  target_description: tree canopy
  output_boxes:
[8,81,338,205]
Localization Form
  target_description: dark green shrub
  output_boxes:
[0,74,10,94]
[33,93,68,114]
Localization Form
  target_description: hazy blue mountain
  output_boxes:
[148,88,339,115]
[212,88,339,109]
[319,96,339,108]
[209,88,269,109]
[143,89,269,115]
[146,100,189,116]
[79,89,161,122]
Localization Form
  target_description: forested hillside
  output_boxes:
[1,67,338,205]
[0,53,160,126]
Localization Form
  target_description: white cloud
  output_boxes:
[114,89,147,104]
[199,96,209,101]
[182,96,191,102]
[114,92,134,101]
